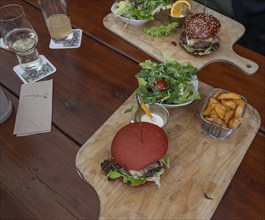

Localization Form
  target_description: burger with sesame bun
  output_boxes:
[101,122,170,187]
[180,13,221,56]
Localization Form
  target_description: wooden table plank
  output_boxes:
[1,187,35,219]
[0,89,100,219]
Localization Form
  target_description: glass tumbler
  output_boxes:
[38,0,73,43]
[0,4,42,71]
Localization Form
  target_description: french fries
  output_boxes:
[202,90,246,129]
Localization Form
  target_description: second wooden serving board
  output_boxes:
[103,1,258,75]
[75,82,260,219]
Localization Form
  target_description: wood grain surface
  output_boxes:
[75,82,261,219]
[104,1,258,76]
[0,89,100,219]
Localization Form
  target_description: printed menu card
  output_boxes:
[14,79,53,136]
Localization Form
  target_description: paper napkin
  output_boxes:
[13,79,53,136]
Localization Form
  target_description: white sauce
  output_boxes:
[141,113,164,127]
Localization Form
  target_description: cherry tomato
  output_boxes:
[152,80,168,91]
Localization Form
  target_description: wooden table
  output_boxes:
[0,0,264,219]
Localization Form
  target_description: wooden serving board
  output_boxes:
[75,82,261,219]
[103,1,258,76]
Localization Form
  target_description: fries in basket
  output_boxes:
[202,89,246,129]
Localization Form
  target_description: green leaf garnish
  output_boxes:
[144,22,179,37]
[124,104,134,114]
[162,155,170,168]
[107,169,122,179]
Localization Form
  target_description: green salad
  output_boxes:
[113,0,171,20]
[136,53,201,104]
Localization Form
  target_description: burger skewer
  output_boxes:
[136,94,143,143]
[203,0,208,14]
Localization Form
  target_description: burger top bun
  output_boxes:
[111,122,168,171]
[184,13,221,39]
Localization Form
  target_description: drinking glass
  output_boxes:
[0,4,42,71]
[38,0,73,43]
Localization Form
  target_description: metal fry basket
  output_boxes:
[200,88,247,140]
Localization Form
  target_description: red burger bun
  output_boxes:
[111,122,168,171]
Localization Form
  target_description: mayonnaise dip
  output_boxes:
[141,113,164,127]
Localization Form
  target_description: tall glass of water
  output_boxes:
[38,0,73,43]
[0,4,42,71]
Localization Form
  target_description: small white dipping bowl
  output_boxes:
[134,103,169,128]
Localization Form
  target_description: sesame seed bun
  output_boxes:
[184,13,221,39]
[111,122,168,171]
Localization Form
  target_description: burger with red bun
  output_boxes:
[101,122,170,187]
[180,13,221,56]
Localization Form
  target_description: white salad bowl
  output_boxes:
[111,3,150,26]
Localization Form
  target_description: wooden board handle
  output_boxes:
[215,50,259,76]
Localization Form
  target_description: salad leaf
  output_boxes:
[135,53,200,104]
[107,169,122,179]
[105,155,170,187]
[123,176,147,186]
[114,1,131,16]
[107,168,148,187]
[182,44,215,55]
[161,155,170,168]
[113,0,171,20]
[124,104,134,114]
[146,167,164,187]
[144,22,179,37]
